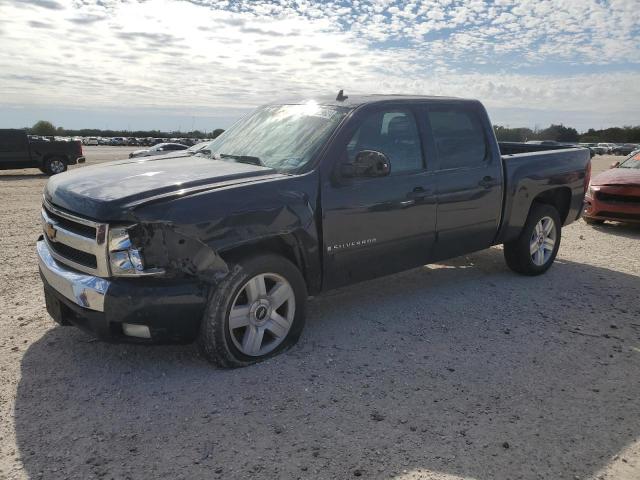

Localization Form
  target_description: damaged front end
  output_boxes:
[124,222,230,282]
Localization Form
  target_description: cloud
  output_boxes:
[28,20,54,29]
[258,47,287,57]
[67,14,106,25]
[19,0,64,10]
[0,0,639,130]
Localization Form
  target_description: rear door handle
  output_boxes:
[479,176,495,189]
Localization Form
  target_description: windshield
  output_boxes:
[619,151,640,169]
[203,103,348,173]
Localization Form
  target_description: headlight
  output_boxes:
[108,226,162,277]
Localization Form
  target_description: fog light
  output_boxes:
[122,323,151,338]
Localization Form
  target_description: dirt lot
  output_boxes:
[1,149,639,479]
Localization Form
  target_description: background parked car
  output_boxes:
[612,143,638,156]
[0,128,84,175]
[84,137,99,146]
[584,150,640,225]
[128,142,188,158]
[579,143,606,155]
[597,143,617,154]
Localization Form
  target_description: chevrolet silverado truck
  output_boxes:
[37,94,591,367]
[0,129,85,175]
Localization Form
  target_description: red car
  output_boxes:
[583,151,640,224]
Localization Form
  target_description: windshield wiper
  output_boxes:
[217,153,264,167]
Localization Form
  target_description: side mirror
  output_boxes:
[341,150,390,178]
[610,161,620,169]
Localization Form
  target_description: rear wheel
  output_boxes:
[43,157,67,175]
[504,203,561,275]
[198,254,307,368]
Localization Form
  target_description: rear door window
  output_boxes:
[425,106,487,169]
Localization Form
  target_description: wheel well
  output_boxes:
[219,236,305,281]
[531,187,572,224]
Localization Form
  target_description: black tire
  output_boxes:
[503,203,561,276]
[43,157,67,175]
[198,254,307,368]
[584,217,604,225]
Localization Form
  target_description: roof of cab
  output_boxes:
[271,94,473,108]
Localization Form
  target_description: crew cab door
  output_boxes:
[321,104,437,289]
[418,103,503,260]
[0,130,31,168]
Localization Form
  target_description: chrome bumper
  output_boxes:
[37,239,110,312]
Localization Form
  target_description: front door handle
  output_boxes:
[479,176,495,189]
[407,186,432,200]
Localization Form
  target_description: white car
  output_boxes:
[128,142,188,158]
[84,137,99,146]
[597,143,617,154]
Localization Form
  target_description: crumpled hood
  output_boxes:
[44,154,283,220]
[590,167,640,187]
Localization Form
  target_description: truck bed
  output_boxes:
[498,141,581,155]
[495,144,591,244]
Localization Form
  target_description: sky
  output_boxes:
[0,0,639,132]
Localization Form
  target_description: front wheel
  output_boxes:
[43,157,67,175]
[198,254,307,368]
[503,204,561,275]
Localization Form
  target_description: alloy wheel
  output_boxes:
[50,159,65,174]
[530,216,556,266]
[228,272,295,356]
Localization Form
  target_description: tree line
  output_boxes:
[26,119,640,144]
[28,120,224,139]
[493,124,640,144]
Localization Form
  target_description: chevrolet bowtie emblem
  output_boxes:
[45,221,57,241]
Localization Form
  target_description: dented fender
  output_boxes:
[128,173,322,289]
[129,223,230,282]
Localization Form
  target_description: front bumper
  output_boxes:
[37,239,206,343]
[584,186,640,223]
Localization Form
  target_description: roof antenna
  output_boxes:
[336,89,348,102]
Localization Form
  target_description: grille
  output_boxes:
[44,206,96,238]
[597,191,640,205]
[47,240,98,268]
[42,200,110,276]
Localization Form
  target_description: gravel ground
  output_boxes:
[1,149,639,480]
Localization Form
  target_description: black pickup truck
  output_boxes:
[37,95,591,367]
[0,129,85,175]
